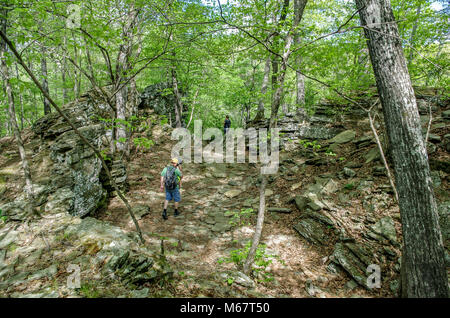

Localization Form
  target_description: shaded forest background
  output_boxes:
[0,0,448,136]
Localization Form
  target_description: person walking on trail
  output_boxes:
[160,158,183,220]
[224,115,231,135]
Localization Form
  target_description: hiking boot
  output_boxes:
[174,210,180,217]
[162,211,168,220]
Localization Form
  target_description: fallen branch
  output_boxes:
[368,104,399,203]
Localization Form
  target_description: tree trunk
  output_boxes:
[15,63,24,130]
[41,44,51,115]
[294,0,306,113]
[269,0,307,129]
[71,31,80,99]
[254,57,270,122]
[171,64,183,128]
[355,0,447,298]
[1,9,35,210]
[114,4,137,154]
[243,175,267,275]
[62,33,67,104]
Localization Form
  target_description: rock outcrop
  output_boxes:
[0,90,128,219]
[138,82,186,127]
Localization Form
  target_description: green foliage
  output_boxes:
[325,149,336,157]
[100,149,112,162]
[226,208,254,228]
[217,241,285,283]
[299,139,321,151]
[79,282,101,298]
[159,115,169,126]
[0,0,447,140]
[133,137,155,150]
[0,208,6,223]
[344,183,355,190]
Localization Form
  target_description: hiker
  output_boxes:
[160,158,183,220]
[224,115,231,134]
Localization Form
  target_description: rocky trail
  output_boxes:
[0,89,448,298]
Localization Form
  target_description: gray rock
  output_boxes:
[132,205,150,220]
[233,271,255,288]
[267,207,292,213]
[129,288,150,298]
[305,281,325,297]
[370,216,397,245]
[211,221,232,233]
[321,179,339,195]
[442,109,450,120]
[0,230,19,249]
[331,242,374,289]
[345,280,358,290]
[293,218,328,245]
[373,166,386,176]
[427,134,441,143]
[293,195,307,211]
[430,171,441,188]
[353,135,375,148]
[297,126,344,140]
[31,90,131,218]
[343,167,356,178]
[345,162,363,169]
[224,189,242,198]
[364,147,381,163]
[329,130,356,144]
[307,193,325,211]
[28,264,58,281]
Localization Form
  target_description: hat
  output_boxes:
[171,158,179,164]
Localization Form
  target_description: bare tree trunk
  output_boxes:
[254,57,270,122]
[15,63,24,130]
[40,43,51,115]
[115,4,137,154]
[171,63,183,128]
[1,9,35,212]
[269,0,307,129]
[186,88,199,129]
[71,31,81,99]
[243,175,267,274]
[128,37,142,119]
[294,0,306,113]
[355,0,447,298]
[244,1,308,275]
[85,37,95,85]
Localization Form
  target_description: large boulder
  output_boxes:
[31,92,115,217]
[330,242,375,289]
[0,89,131,219]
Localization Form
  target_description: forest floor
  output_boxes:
[97,126,403,298]
[0,106,448,298]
